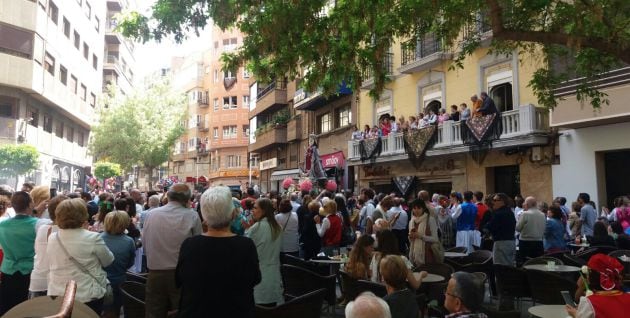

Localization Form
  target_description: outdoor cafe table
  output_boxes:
[523,264,581,272]
[4,296,99,318]
[413,272,445,283]
[528,304,570,318]
[444,252,467,258]
[567,243,590,250]
[309,257,348,275]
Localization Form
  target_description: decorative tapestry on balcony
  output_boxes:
[359,137,382,162]
[392,176,416,196]
[223,77,237,90]
[403,125,437,165]
[460,113,502,164]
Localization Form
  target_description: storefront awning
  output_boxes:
[270,168,302,181]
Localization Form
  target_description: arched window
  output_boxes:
[490,82,513,112]
[424,100,441,115]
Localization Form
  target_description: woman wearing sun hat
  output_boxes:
[566,253,630,317]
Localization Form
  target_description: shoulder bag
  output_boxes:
[56,235,114,305]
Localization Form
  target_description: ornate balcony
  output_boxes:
[348,104,550,162]
[399,35,452,74]
[361,52,394,90]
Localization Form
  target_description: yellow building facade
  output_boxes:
[351,35,553,203]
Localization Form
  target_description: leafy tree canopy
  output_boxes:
[0,144,39,178]
[89,78,186,185]
[93,161,122,180]
[119,0,629,109]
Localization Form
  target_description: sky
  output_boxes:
[132,1,213,81]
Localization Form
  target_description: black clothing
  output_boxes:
[587,235,616,247]
[298,207,322,260]
[451,111,460,122]
[616,234,630,249]
[176,235,261,318]
[517,240,544,265]
[486,206,516,241]
[479,96,498,115]
[383,289,419,318]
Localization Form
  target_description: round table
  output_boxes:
[527,304,570,318]
[4,295,99,318]
[309,258,348,265]
[568,243,590,248]
[413,272,445,283]
[444,252,467,258]
[524,264,581,272]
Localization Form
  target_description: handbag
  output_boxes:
[425,218,444,264]
[56,235,114,306]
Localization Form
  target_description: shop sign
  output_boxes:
[259,158,278,170]
[321,151,345,168]
[363,165,391,178]
[416,159,456,175]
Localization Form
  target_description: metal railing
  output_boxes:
[401,35,442,66]
[363,52,394,80]
[256,79,288,100]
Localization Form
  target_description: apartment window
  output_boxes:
[44,52,55,76]
[69,75,77,94]
[223,125,237,139]
[92,54,98,70]
[213,127,218,139]
[68,127,74,142]
[78,131,85,147]
[59,65,67,85]
[0,24,34,59]
[47,1,59,25]
[223,70,235,79]
[94,16,100,32]
[63,17,70,38]
[73,31,80,49]
[80,84,86,101]
[223,96,237,109]
[213,98,219,111]
[213,69,219,83]
[336,104,351,128]
[490,82,514,112]
[243,69,250,78]
[90,93,96,107]
[318,112,331,134]
[243,125,250,137]
[27,109,39,127]
[55,121,64,138]
[243,95,250,108]
[222,38,237,51]
[43,115,53,133]
[227,155,242,168]
[83,43,89,60]
[84,2,91,19]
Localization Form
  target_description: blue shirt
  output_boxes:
[544,218,566,251]
[457,202,477,231]
[101,232,135,285]
[580,204,597,236]
[0,215,38,275]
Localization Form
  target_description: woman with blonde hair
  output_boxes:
[246,198,283,306]
[101,211,135,318]
[315,199,342,256]
[47,198,114,314]
[29,185,50,219]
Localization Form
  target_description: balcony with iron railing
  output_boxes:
[348,104,550,162]
[461,11,493,46]
[399,35,452,74]
[250,80,288,118]
[249,125,288,152]
[361,52,394,90]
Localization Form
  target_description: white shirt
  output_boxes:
[275,212,299,253]
[290,201,300,213]
[316,216,331,238]
[47,228,114,303]
[143,202,202,270]
[30,224,59,292]
[390,122,399,133]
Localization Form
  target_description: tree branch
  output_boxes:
[485,0,630,64]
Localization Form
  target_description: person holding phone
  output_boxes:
[565,254,630,317]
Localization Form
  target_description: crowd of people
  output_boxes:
[351,92,498,141]
[0,180,628,317]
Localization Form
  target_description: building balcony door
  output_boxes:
[604,150,630,209]
[493,165,520,199]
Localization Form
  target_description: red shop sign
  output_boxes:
[320,151,345,169]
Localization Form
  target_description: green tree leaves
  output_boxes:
[0,144,39,178]
[93,161,122,180]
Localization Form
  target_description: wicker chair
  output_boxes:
[255,289,326,318]
[280,264,336,312]
[493,264,531,308]
[523,256,564,266]
[120,281,146,318]
[525,269,576,305]
[355,279,387,298]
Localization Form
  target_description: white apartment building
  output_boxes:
[103,0,136,95]
[0,0,105,191]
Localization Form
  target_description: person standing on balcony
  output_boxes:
[352,125,364,141]
[478,92,498,115]
[450,105,460,121]
[390,116,398,133]
[438,109,450,124]
[427,109,438,125]
[380,116,391,137]
[460,103,471,120]
[471,94,483,117]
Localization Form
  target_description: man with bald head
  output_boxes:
[143,183,202,317]
[515,196,546,265]
[345,292,391,318]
